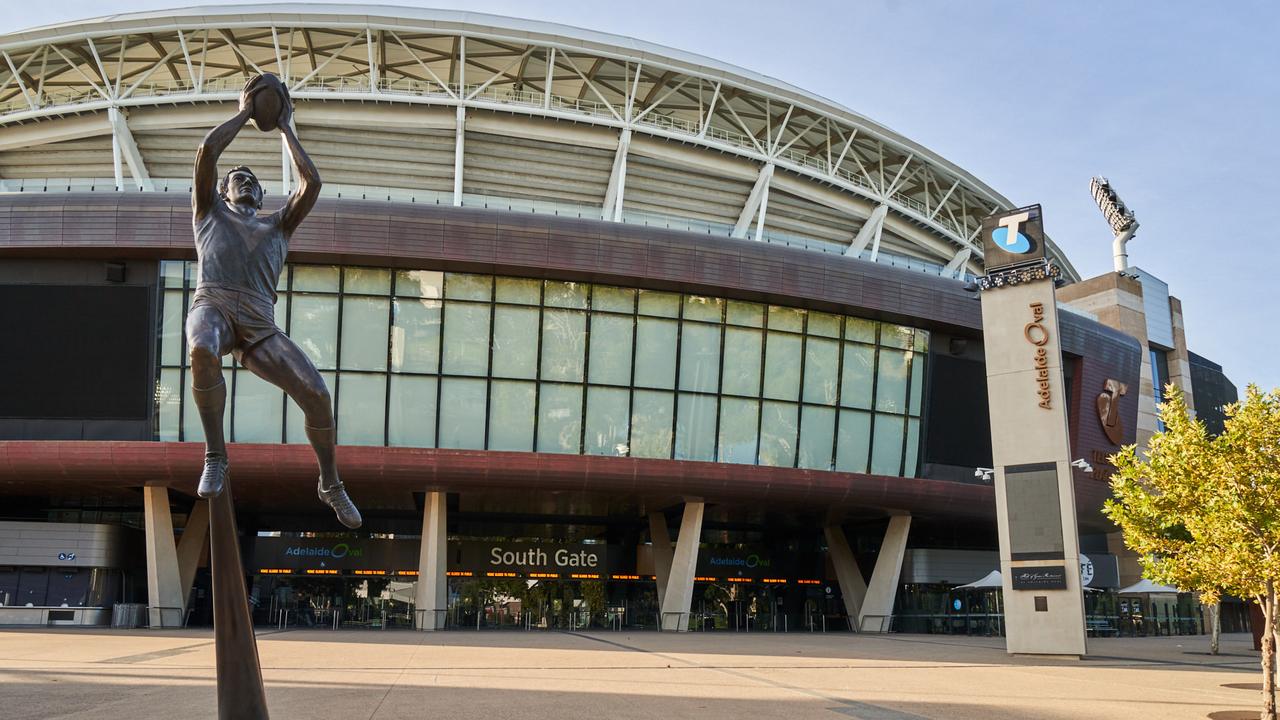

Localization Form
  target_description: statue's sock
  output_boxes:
[305,424,339,490]
[192,378,227,457]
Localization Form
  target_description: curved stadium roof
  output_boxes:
[0,5,1078,280]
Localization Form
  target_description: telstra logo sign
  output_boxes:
[991,211,1033,254]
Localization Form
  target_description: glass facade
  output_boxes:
[157,262,927,477]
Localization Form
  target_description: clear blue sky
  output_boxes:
[5,1,1277,390]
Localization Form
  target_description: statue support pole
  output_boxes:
[210,473,270,719]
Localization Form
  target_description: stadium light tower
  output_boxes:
[1090,176,1139,272]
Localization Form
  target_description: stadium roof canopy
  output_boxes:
[0,5,1078,280]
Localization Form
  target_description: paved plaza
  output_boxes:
[0,628,1264,719]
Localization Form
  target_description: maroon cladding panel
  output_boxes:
[0,441,996,520]
[0,193,982,334]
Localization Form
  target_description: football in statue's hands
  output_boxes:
[241,74,290,132]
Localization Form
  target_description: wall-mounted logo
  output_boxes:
[1096,379,1128,444]
[981,204,1047,272]
[57,552,76,561]
[1080,554,1095,587]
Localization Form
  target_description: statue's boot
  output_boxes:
[193,379,229,498]
[307,424,362,529]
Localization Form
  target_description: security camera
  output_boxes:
[1070,459,1093,473]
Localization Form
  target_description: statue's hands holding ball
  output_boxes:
[238,73,292,132]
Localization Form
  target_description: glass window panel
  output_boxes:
[637,290,679,317]
[442,302,491,376]
[803,337,839,405]
[914,329,930,353]
[445,273,491,301]
[840,343,875,409]
[767,305,804,333]
[909,352,924,416]
[157,368,182,441]
[904,418,921,478]
[763,332,802,401]
[438,378,486,449]
[394,270,443,299]
[678,323,721,393]
[391,298,441,374]
[588,314,633,386]
[726,300,764,328]
[233,370,284,443]
[285,371,335,444]
[337,373,386,446]
[544,280,589,309]
[798,405,836,470]
[721,328,762,397]
[184,368,232,442]
[876,348,910,414]
[293,265,340,292]
[584,386,629,456]
[872,414,906,476]
[717,397,758,464]
[343,267,390,295]
[836,409,871,473]
[846,317,877,344]
[388,375,436,447]
[161,260,185,288]
[537,383,582,454]
[160,290,184,366]
[495,277,541,305]
[592,286,634,313]
[541,309,586,382]
[675,393,717,461]
[683,296,723,323]
[277,267,288,293]
[488,380,535,451]
[275,295,288,337]
[881,324,914,349]
[758,401,798,467]
[634,318,677,389]
[184,260,199,286]
[340,296,389,371]
[492,306,539,379]
[630,390,673,459]
[807,312,841,338]
[288,294,338,370]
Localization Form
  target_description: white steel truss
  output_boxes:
[0,8,1079,279]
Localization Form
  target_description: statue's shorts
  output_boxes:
[190,284,282,362]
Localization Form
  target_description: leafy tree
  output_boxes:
[1105,385,1280,720]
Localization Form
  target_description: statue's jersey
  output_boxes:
[193,201,286,302]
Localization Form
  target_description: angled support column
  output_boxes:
[845,203,888,259]
[648,511,674,615]
[452,105,465,206]
[108,107,154,191]
[176,499,210,615]
[824,524,867,628]
[732,163,774,240]
[602,128,631,221]
[660,501,704,631]
[858,515,911,632]
[415,491,448,630]
[943,247,973,279]
[143,486,185,628]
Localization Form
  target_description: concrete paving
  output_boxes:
[0,628,1265,719]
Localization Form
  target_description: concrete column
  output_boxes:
[176,500,210,614]
[415,491,448,630]
[648,512,674,614]
[858,515,911,632]
[142,486,185,628]
[452,105,465,206]
[660,501,704,631]
[824,524,867,627]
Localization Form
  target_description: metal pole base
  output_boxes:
[210,474,270,719]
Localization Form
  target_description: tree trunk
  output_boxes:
[1263,583,1276,720]
[1211,602,1221,655]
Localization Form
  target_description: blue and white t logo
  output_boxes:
[991,211,1033,254]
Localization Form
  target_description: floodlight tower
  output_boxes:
[1090,176,1139,272]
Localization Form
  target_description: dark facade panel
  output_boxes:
[1189,351,1238,436]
